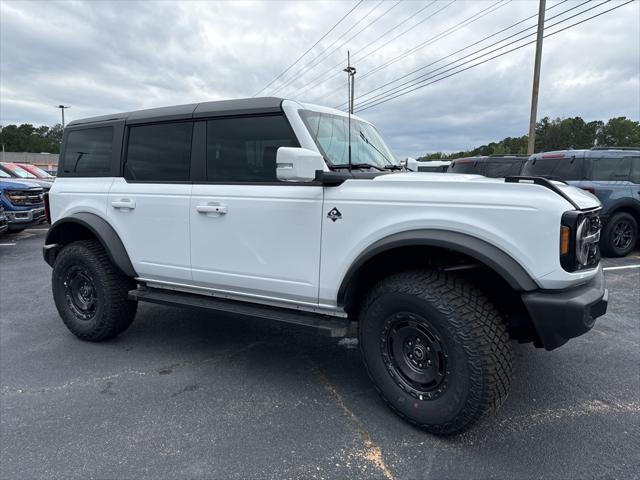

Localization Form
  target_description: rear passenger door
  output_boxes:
[189,115,323,305]
[108,121,193,283]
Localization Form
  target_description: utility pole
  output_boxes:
[343,51,356,114]
[527,0,546,155]
[344,51,357,171]
[57,105,71,128]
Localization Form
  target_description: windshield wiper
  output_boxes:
[358,131,406,170]
[331,163,385,172]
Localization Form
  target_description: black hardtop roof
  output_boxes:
[67,97,285,127]
[529,147,640,159]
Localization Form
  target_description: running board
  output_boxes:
[128,287,352,338]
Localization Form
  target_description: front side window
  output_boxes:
[300,110,398,169]
[206,115,298,182]
[589,157,632,181]
[62,127,113,176]
[125,122,193,182]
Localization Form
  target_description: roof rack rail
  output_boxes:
[488,154,529,158]
[505,176,579,210]
[591,146,640,151]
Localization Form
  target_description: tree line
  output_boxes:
[418,116,640,160]
[1,116,638,159]
[0,124,64,154]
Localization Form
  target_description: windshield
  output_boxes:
[2,163,36,178]
[300,110,398,169]
[25,164,54,178]
[0,169,11,178]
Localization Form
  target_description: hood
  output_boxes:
[4,177,51,190]
[0,179,38,190]
[372,172,601,211]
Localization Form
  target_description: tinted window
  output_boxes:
[630,157,640,184]
[206,115,298,182]
[125,122,192,181]
[62,127,113,176]
[448,160,481,174]
[484,160,524,178]
[521,157,582,180]
[589,157,631,181]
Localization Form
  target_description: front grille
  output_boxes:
[4,189,44,206]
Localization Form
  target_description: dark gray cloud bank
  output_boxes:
[1,0,638,157]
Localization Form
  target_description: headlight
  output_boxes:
[560,210,601,272]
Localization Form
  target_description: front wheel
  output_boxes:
[52,240,137,341]
[359,269,513,435]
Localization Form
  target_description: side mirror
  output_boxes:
[276,147,326,182]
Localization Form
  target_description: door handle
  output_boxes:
[111,199,136,210]
[196,204,228,215]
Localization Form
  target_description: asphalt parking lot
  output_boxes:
[1,228,639,480]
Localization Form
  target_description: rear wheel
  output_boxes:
[358,269,513,435]
[601,212,638,257]
[52,240,137,341]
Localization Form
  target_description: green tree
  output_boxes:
[0,123,62,153]
[597,117,640,146]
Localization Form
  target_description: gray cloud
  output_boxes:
[1,0,638,157]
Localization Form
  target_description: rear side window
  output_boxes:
[521,157,582,180]
[125,122,193,182]
[205,115,298,182]
[448,160,480,174]
[62,127,113,176]
[484,160,524,178]
[589,157,631,181]
[630,157,640,184]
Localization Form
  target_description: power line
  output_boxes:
[270,0,400,96]
[253,0,363,97]
[356,0,600,110]
[304,0,509,103]
[287,0,453,100]
[356,0,634,113]
[266,0,385,96]
[354,0,599,111]
[334,0,570,109]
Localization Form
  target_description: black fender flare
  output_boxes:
[44,212,137,277]
[337,229,539,306]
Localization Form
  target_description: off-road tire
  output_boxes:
[358,269,513,435]
[52,240,137,341]
[601,212,638,257]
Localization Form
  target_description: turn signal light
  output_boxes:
[560,226,570,255]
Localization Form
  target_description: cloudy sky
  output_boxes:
[1,0,638,157]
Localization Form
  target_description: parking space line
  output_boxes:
[603,265,640,271]
[0,243,17,246]
[25,228,49,232]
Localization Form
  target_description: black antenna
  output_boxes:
[344,51,356,172]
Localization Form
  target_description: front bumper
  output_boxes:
[5,207,45,228]
[522,267,608,350]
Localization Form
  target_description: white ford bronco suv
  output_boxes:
[44,98,608,435]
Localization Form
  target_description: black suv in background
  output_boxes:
[522,147,640,257]
[447,154,528,177]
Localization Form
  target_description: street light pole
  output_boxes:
[527,0,546,155]
[57,105,71,128]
